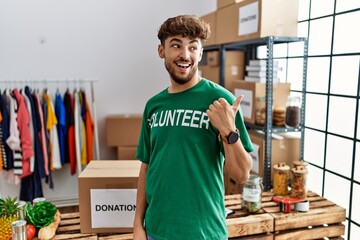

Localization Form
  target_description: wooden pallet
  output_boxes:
[225,193,274,238]
[50,191,345,240]
[262,191,346,240]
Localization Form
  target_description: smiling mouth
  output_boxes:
[176,62,191,70]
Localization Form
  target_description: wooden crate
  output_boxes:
[51,191,345,240]
[54,212,133,240]
[225,193,274,238]
[262,191,346,240]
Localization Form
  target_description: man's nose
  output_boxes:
[179,49,190,60]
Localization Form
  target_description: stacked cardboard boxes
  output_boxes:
[201,11,217,47]
[106,114,142,160]
[201,0,299,45]
[199,51,245,91]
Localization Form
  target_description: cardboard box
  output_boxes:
[216,0,299,44]
[106,114,142,146]
[117,146,137,160]
[199,65,220,84]
[78,160,141,233]
[248,130,300,180]
[201,11,217,46]
[217,0,244,9]
[232,80,290,123]
[207,51,220,67]
[200,51,246,90]
[206,51,245,67]
[199,65,245,90]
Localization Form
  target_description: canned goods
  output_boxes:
[12,220,27,240]
[33,197,46,205]
[16,201,27,220]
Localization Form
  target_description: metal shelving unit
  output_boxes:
[204,36,308,191]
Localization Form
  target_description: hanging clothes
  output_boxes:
[21,90,35,173]
[4,89,21,185]
[0,111,3,170]
[63,90,76,175]
[12,88,34,179]
[73,90,82,174]
[83,91,94,163]
[78,91,87,166]
[42,91,61,171]
[33,92,49,177]
[0,90,13,172]
[19,86,45,202]
[54,91,66,166]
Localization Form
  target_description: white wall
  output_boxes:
[0,0,216,204]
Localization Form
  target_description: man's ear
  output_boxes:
[158,44,165,59]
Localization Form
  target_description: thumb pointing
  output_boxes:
[232,95,243,112]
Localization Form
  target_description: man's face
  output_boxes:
[158,35,203,85]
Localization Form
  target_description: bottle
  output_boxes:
[242,175,263,213]
[290,166,308,200]
[285,96,301,128]
[273,163,290,196]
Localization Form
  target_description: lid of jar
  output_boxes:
[247,174,262,184]
[273,162,290,171]
[292,166,308,175]
[293,160,308,167]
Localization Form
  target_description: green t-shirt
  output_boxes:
[136,79,253,240]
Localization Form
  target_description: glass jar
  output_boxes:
[242,175,263,213]
[293,160,308,168]
[285,96,301,128]
[273,163,290,196]
[255,96,266,125]
[290,166,308,200]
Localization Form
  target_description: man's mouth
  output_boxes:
[176,62,191,70]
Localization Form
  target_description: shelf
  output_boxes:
[202,36,308,192]
[245,123,301,133]
[204,36,308,51]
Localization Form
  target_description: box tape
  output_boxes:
[295,200,309,212]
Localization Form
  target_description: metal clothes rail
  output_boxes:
[0,79,100,161]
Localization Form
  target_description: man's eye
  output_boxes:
[190,47,197,51]
[172,44,180,48]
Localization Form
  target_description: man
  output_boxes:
[133,15,253,240]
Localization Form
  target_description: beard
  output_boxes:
[164,59,198,85]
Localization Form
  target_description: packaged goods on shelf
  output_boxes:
[232,80,290,124]
[248,130,300,180]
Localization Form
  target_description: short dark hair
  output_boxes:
[157,15,211,46]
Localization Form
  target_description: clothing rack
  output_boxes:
[0,79,100,161]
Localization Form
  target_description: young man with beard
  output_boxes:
[133,15,254,240]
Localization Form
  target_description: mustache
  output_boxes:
[176,57,191,62]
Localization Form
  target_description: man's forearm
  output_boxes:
[134,163,148,228]
[223,139,253,184]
